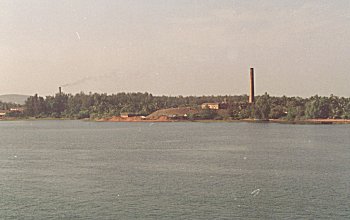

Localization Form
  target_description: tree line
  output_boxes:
[4,92,350,120]
[0,101,21,110]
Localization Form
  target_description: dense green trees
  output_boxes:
[22,92,246,119]
[0,101,21,110]
[305,96,330,119]
[10,92,350,120]
[198,108,220,120]
[254,93,271,120]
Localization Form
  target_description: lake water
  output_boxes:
[0,120,350,219]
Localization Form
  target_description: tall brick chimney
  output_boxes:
[59,87,62,95]
[249,68,255,103]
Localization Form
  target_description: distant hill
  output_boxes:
[0,94,29,105]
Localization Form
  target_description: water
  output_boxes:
[1,120,350,219]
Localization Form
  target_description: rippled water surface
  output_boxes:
[1,120,350,219]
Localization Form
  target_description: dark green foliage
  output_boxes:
[228,102,250,119]
[0,101,21,110]
[24,94,46,116]
[254,93,271,120]
[305,95,331,119]
[269,106,286,119]
[344,102,350,119]
[23,92,242,119]
[198,109,219,120]
[286,97,306,121]
[16,91,350,120]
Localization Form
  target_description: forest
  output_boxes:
[15,92,350,120]
[0,101,21,110]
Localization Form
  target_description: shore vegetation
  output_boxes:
[1,92,350,121]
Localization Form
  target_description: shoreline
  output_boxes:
[95,115,350,124]
[97,117,350,124]
[1,117,350,124]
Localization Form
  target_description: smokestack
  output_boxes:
[59,87,62,95]
[249,68,255,103]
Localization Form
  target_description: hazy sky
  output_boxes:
[1,0,350,97]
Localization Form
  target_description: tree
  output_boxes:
[254,93,271,120]
[21,92,349,121]
[24,94,46,117]
[199,108,219,120]
[305,96,330,119]
[343,102,350,119]
[269,106,286,119]
[285,97,305,120]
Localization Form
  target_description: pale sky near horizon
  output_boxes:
[1,0,350,97]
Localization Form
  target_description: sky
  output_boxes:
[0,0,350,97]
